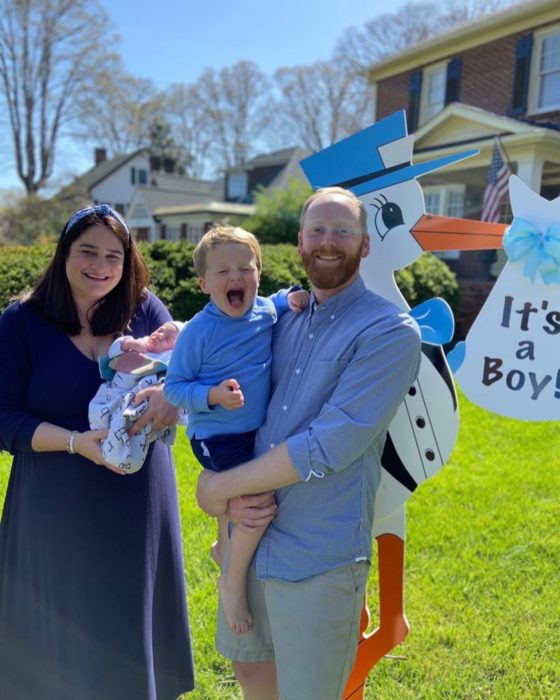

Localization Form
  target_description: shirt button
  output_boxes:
[308,333,314,339]
[330,314,335,320]
[270,442,275,449]
[295,368,301,374]
[282,405,288,411]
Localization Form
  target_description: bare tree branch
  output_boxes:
[0,0,115,193]
[272,61,374,152]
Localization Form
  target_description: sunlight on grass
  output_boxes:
[1,393,558,699]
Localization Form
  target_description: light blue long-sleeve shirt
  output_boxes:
[164,291,290,439]
[253,276,422,582]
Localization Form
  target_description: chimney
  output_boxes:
[95,148,107,166]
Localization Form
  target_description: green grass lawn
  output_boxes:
[1,393,559,699]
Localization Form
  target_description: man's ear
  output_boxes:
[297,231,303,255]
[361,234,371,258]
[198,277,210,295]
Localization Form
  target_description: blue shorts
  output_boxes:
[190,430,256,472]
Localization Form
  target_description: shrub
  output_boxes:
[244,179,313,245]
[0,241,458,319]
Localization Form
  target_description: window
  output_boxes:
[419,63,447,126]
[227,171,248,200]
[527,26,560,114]
[138,169,148,185]
[536,29,560,111]
[115,203,125,215]
[423,185,465,260]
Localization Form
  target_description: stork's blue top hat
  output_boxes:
[300,111,478,196]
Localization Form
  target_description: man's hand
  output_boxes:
[287,289,310,313]
[208,379,244,409]
[196,469,228,516]
[128,383,180,435]
[227,493,277,532]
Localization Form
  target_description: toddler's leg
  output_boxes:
[211,513,230,569]
[219,524,266,636]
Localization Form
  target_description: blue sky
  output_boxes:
[0,0,410,194]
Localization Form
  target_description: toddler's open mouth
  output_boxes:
[227,289,245,307]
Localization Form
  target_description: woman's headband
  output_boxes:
[63,203,130,239]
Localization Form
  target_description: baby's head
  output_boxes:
[193,226,262,318]
[146,321,183,353]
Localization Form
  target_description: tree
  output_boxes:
[243,178,313,245]
[146,116,193,175]
[75,63,164,157]
[273,61,374,152]
[164,83,213,179]
[0,188,89,244]
[0,0,115,193]
[335,0,519,71]
[195,61,272,171]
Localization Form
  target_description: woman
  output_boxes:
[0,205,194,699]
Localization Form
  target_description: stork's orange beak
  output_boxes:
[412,214,506,252]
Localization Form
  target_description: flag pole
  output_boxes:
[495,134,514,173]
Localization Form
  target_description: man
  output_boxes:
[197,186,422,700]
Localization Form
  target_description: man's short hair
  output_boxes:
[193,226,262,276]
[299,187,369,235]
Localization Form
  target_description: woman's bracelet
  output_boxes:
[66,430,77,455]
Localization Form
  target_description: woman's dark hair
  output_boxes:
[24,205,150,336]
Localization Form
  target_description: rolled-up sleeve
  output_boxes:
[287,318,421,481]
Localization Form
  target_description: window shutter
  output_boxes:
[509,34,533,116]
[407,70,422,132]
[445,58,462,105]
[180,223,187,240]
[160,224,166,240]
[130,167,136,185]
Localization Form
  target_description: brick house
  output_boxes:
[368,0,560,336]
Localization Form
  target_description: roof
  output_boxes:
[369,0,559,80]
[154,201,255,217]
[75,149,148,191]
[242,146,310,170]
[150,171,221,195]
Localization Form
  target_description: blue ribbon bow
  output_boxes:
[503,218,560,285]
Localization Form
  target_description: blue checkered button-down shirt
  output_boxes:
[254,277,421,581]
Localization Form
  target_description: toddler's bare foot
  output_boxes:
[218,574,253,635]
[210,541,226,569]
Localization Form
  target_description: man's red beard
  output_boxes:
[300,246,363,291]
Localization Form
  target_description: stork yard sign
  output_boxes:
[448,175,560,420]
[299,110,506,700]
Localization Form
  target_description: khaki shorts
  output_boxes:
[216,561,370,700]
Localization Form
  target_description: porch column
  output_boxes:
[516,158,544,193]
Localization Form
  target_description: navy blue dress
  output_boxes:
[0,293,194,700]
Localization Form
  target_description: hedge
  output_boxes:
[0,241,458,319]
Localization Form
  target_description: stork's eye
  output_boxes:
[370,195,405,240]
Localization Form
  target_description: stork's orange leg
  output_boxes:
[343,534,408,700]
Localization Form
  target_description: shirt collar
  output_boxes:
[306,276,367,320]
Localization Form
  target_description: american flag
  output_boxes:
[481,139,511,222]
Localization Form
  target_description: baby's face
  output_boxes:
[146,323,179,353]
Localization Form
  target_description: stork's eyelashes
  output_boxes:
[370,195,405,240]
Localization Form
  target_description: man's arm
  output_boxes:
[197,313,421,514]
[196,442,301,516]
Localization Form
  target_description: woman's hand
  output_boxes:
[74,429,126,475]
[128,383,180,435]
[227,492,277,532]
